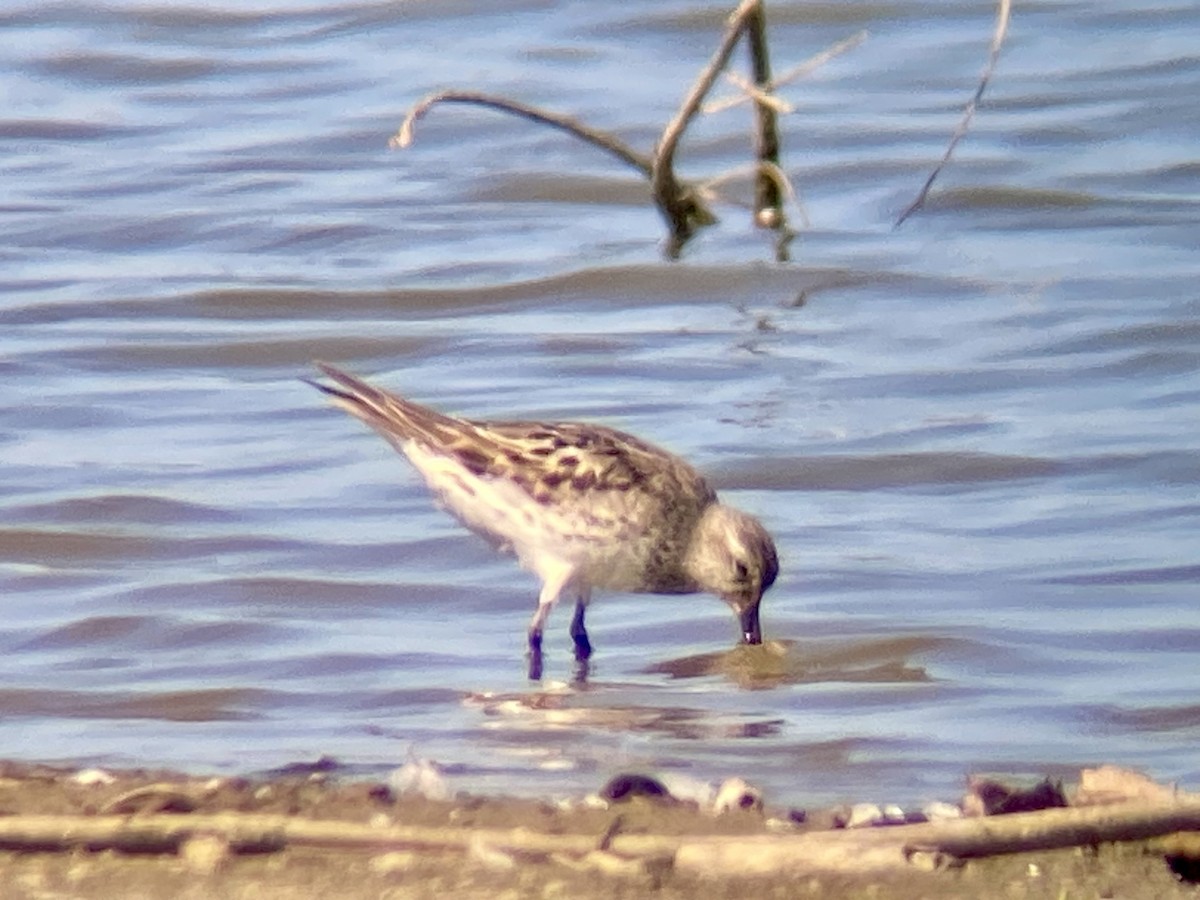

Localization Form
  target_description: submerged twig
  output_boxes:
[392,90,652,177]
[895,0,1012,226]
[393,0,804,257]
[743,1,784,230]
[652,0,764,254]
[705,30,867,115]
[716,71,795,115]
[700,161,805,228]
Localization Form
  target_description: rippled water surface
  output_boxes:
[2,1,1198,806]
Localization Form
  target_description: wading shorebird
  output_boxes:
[307,362,779,680]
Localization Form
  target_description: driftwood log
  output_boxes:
[0,796,1197,878]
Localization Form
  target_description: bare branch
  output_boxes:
[389,1,808,257]
[653,0,762,252]
[705,30,868,115]
[392,90,653,178]
[743,1,785,228]
[714,70,795,116]
[769,30,869,92]
[700,161,806,228]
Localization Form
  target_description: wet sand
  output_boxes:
[0,760,1195,899]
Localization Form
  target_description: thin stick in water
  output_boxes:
[894,0,1012,227]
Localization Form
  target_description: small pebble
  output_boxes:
[72,768,115,787]
[581,793,609,810]
[845,803,883,828]
[713,777,763,815]
[882,804,907,824]
[390,755,448,801]
[922,801,963,821]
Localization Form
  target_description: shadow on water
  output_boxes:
[645,637,932,689]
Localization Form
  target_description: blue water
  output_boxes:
[1,0,1197,807]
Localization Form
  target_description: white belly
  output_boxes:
[402,440,655,592]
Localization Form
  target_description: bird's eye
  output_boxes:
[734,561,749,582]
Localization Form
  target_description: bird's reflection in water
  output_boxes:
[464,683,784,741]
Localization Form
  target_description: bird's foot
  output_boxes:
[569,631,592,685]
[571,656,591,686]
[527,630,544,681]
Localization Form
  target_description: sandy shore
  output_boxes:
[0,759,1195,899]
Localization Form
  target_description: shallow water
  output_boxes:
[2,1,1198,807]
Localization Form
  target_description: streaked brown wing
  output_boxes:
[479,421,717,510]
[312,362,715,512]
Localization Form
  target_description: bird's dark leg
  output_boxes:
[527,627,544,681]
[569,592,592,684]
[527,580,563,682]
[527,569,577,681]
[569,596,591,662]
